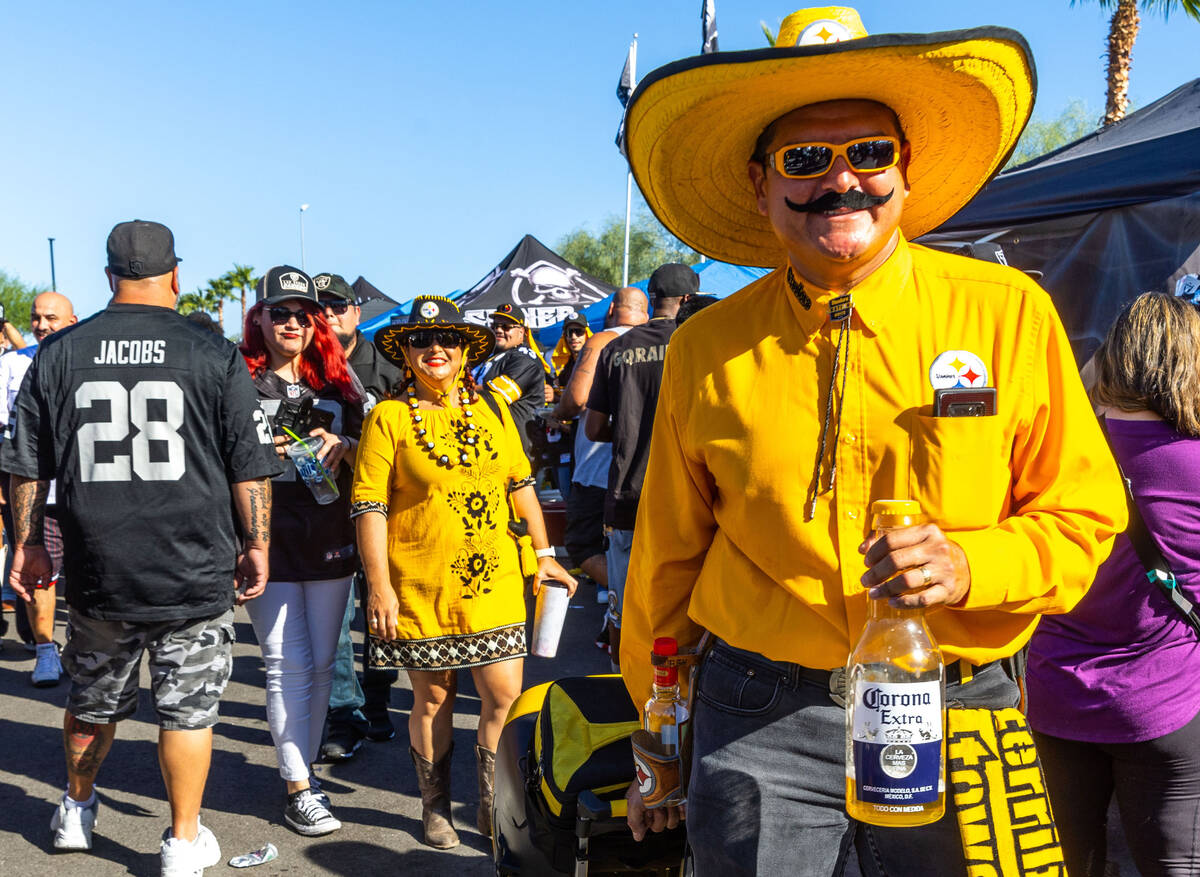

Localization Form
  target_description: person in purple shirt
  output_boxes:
[1027,291,1200,877]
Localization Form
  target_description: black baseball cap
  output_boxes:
[648,263,700,299]
[312,273,356,303]
[106,220,181,279]
[562,311,588,332]
[256,265,318,306]
[490,303,527,325]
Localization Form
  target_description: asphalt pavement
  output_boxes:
[0,582,612,877]
[1,586,1136,877]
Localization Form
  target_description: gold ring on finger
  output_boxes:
[920,566,932,587]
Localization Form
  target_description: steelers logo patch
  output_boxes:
[796,20,853,45]
[419,301,440,320]
[929,350,990,389]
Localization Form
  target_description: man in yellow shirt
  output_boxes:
[617,7,1127,874]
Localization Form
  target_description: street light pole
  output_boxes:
[299,204,310,271]
[48,238,57,291]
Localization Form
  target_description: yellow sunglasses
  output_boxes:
[768,136,901,180]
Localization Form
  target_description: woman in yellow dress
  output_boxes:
[351,296,575,850]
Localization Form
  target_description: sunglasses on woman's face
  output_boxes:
[406,330,464,350]
[267,306,315,328]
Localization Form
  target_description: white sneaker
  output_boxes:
[51,794,98,850]
[160,823,221,877]
[32,644,63,687]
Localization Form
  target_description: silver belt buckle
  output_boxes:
[828,666,847,708]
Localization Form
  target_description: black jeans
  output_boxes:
[687,640,1020,877]
[1034,710,1200,877]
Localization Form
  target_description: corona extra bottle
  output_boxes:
[643,637,689,806]
[845,500,946,827]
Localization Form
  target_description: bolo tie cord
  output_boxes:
[798,278,854,523]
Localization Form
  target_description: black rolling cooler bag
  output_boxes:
[492,675,688,877]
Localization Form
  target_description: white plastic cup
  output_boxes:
[531,582,570,658]
[285,435,340,505]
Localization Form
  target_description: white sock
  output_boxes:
[65,791,96,809]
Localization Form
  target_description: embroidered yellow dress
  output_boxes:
[351,396,531,670]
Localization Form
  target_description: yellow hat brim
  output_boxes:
[625,27,1036,267]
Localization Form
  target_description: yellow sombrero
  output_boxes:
[624,6,1036,268]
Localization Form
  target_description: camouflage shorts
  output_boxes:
[63,608,235,730]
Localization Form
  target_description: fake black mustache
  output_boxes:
[784,188,894,214]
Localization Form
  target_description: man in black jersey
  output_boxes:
[1,220,282,875]
[475,303,546,460]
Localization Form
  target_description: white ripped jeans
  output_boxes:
[245,576,355,782]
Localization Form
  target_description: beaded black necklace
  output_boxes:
[404,374,478,469]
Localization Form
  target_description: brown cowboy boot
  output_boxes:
[410,745,459,849]
[475,744,496,837]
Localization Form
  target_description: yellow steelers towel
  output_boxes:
[947,707,1066,877]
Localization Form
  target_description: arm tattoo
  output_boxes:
[571,346,598,378]
[245,479,272,544]
[10,476,49,547]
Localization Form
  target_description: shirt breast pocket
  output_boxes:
[908,414,1012,530]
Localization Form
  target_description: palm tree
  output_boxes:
[205,277,236,331]
[176,291,210,316]
[1072,0,1200,125]
[226,263,256,328]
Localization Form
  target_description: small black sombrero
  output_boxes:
[374,296,496,370]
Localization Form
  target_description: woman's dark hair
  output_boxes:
[240,301,362,404]
[1091,292,1200,436]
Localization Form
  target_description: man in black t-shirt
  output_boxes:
[475,303,546,460]
[1,220,281,872]
[586,263,698,668]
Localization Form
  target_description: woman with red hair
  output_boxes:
[240,266,365,837]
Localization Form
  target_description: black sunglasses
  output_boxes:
[319,298,351,315]
[565,327,586,337]
[267,306,315,328]
[406,330,464,350]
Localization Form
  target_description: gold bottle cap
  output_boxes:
[871,499,921,516]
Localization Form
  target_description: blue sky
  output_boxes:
[2,0,1197,328]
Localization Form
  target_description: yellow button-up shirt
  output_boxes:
[620,235,1127,706]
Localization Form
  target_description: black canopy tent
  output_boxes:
[455,235,617,330]
[351,276,401,323]
[922,78,1200,363]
